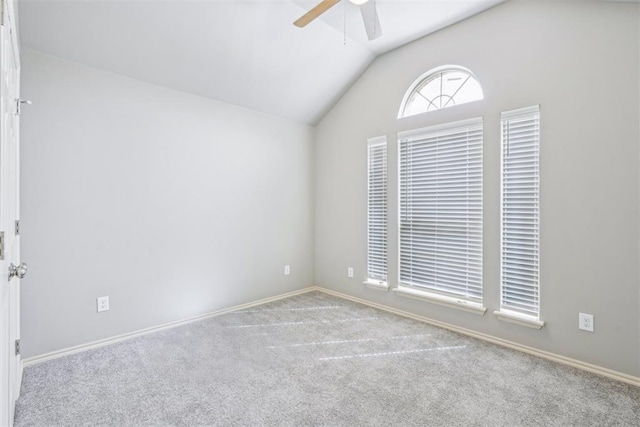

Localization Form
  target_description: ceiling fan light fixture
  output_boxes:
[294,0,382,40]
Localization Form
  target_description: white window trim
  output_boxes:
[362,279,390,292]
[398,65,483,119]
[494,309,544,330]
[393,285,487,315]
[397,117,483,140]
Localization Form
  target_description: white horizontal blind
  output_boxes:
[399,118,483,301]
[500,106,540,318]
[367,137,387,282]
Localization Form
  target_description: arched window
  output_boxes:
[398,66,483,118]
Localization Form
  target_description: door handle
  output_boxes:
[9,262,27,280]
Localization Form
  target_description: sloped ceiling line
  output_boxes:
[19,0,504,125]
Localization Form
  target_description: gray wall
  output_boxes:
[20,50,315,358]
[315,0,640,377]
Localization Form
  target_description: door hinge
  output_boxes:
[1,0,5,27]
[0,231,4,260]
[15,339,20,356]
[15,99,32,116]
[15,220,19,236]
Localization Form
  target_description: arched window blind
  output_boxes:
[398,118,483,302]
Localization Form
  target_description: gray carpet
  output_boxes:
[14,291,640,426]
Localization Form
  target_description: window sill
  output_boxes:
[392,286,487,315]
[494,310,544,330]
[363,280,389,292]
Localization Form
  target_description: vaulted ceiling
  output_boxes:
[18,0,504,125]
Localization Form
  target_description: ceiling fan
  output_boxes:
[294,0,383,41]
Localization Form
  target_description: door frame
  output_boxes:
[0,0,22,424]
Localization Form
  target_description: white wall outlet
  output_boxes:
[579,312,594,332]
[97,296,110,313]
[347,267,354,278]
[284,265,290,276]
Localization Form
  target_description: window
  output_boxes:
[397,118,483,310]
[366,136,388,288]
[398,66,483,118]
[498,106,542,327]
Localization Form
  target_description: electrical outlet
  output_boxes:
[97,296,109,313]
[347,267,354,278]
[284,265,290,276]
[579,312,594,332]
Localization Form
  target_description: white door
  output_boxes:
[0,0,22,424]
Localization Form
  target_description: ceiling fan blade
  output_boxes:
[294,0,341,28]
[360,1,382,40]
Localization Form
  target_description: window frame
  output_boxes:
[494,105,544,329]
[398,65,483,119]
[394,118,486,314]
[364,136,389,291]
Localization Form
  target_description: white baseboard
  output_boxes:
[313,286,640,388]
[22,287,316,367]
[23,284,640,388]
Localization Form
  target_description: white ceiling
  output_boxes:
[18,0,504,125]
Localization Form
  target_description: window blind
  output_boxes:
[500,106,540,318]
[398,118,483,301]
[367,137,388,283]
